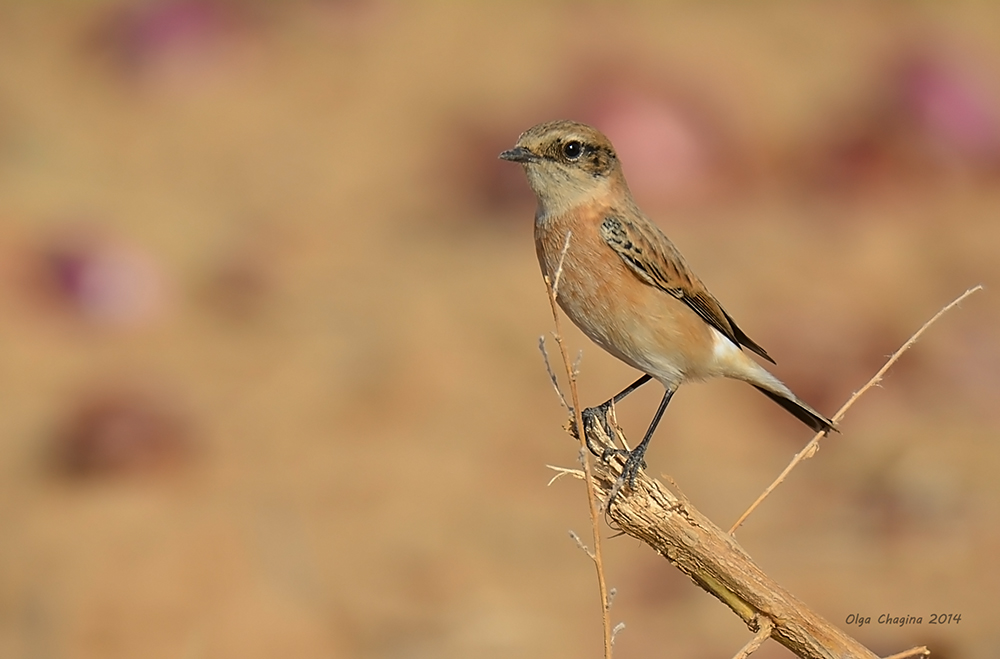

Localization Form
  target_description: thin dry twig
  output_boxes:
[568,530,594,559]
[882,646,931,659]
[543,230,615,659]
[611,621,626,645]
[729,285,982,534]
[539,337,569,409]
[551,230,572,294]
[732,615,775,659]
[547,464,584,486]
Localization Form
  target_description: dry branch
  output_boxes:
[576,412,879,659]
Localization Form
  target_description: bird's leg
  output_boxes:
[618,387,675,488]
[579,374,652,456]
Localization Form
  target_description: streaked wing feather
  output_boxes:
[600,213,775,364]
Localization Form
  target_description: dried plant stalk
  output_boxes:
[729,285,982,534]
[543,230,615,659]
[580,414,880,659]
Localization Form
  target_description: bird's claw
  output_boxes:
[603,447,648,509]
[579,404,615,457]
[620,448,647,487]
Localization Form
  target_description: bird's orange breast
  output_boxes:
[534,206,716,385]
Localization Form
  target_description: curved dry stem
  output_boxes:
[882,646,931,659]
[732,615,774,659]
[543,230,615,659]
[729,285,982,534]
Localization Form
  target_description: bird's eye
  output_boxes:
[562,140,583,160]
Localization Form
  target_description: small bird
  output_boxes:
[500,120,834,487]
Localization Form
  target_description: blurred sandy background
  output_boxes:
[1,2,999,658]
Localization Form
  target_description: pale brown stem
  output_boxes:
[732,615,774,659]
[882,646,931,659]
[544,230,615,659]
[729,285,982,534]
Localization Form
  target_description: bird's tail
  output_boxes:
[735,360,835,434]
[751,384,835,434]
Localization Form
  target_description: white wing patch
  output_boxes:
[711,327,743,364]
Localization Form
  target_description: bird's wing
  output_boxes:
[600,213,775,364]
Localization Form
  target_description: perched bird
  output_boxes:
[500,120,834,487]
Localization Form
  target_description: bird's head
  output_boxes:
[499,120,624,217]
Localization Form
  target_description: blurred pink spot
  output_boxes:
[898,53,1000,164]
[41,227,169,329]
[580,85,720,205]
[89,0,255,78]
[796,46,1000,194]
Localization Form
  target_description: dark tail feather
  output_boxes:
[752,385,836,434]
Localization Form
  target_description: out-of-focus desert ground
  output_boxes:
[1,2,999,658]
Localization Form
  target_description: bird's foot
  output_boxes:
[619,447,647,488]
[577,404,616,457]
[603,445,648,509]
[598,444,628,462]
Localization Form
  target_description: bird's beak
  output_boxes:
[499,146,538,163]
